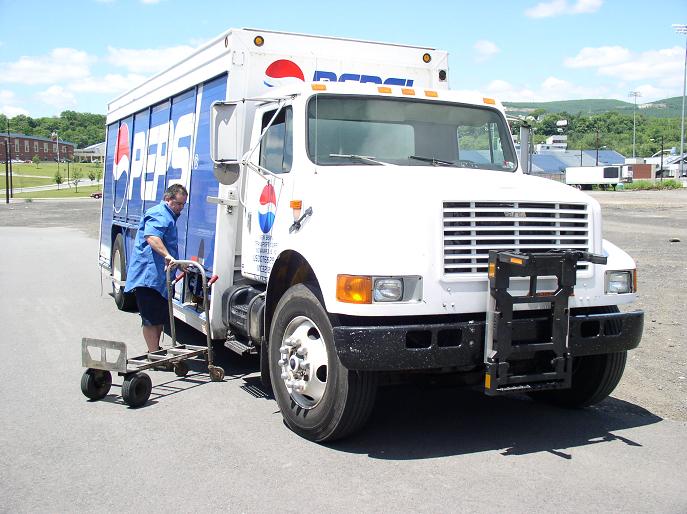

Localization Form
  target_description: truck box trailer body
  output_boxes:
[99,28,643,441]
[565,165,629,190]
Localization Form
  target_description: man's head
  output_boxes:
[164,184,188,216]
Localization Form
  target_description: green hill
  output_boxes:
[504,96,684,119]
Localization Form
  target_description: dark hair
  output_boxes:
[164,183,188,200]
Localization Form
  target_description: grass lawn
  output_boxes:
[8,162,103,179]
[2,175,53,189]
[13,184,102,199]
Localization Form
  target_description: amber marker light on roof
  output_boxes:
[422,53,432,63]
[312,84,327,91]
[378,86,392,94]
[425,90,438,97]
[253,35,264,47]
[336,275,372,304]
[402,88,415,96]
[483,97,496,105]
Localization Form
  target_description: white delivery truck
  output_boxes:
[565,165,630,190]
[99,28,643,441]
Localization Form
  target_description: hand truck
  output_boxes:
[80,260,224,408]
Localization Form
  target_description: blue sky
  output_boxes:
[0,0,685,117]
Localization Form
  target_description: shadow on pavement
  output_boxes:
[165,319,661,459]
[327,384,662,460]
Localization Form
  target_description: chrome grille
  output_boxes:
[443,201,590,274]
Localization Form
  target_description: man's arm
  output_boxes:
[145,235,174,266]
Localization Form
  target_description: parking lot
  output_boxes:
[0,191,685,513]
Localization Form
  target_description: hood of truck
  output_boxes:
[288,165,601,315]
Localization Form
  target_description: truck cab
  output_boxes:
[211,81,643,442]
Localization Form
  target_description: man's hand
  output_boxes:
[164,254,176,270]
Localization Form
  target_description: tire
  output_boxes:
[121,372,152,408]
[530,305,626,408]
[269,284,377,442]
[174,361,189,377]
[529,351,627,408]
[259,340,272,392]
[112,234,137,311]
[81,369,112,400]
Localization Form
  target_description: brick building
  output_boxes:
[0,133,75,162]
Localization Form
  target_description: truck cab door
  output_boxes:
[241,104,294,283]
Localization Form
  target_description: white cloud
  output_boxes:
[525,0,602,18]
[564,46,631,68]
[69,73,148,94]
[599,47,683,83]
[0,48,94,85]
[36,85,77,108]
[106,45,194,74]
[0,90,29,116]
[141,0,163,3]
[474,40,500,62]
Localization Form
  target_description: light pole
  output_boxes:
[628,91,641,159]
[51,130,61,184]
[674,24,687,178]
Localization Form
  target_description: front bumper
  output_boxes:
[332,310,643,371]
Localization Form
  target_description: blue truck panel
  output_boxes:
[100,73,228,283]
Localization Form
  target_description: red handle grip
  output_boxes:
[208,275,219,286]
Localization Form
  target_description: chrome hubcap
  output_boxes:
[278,316,328,409]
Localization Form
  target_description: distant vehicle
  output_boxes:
[565,165,631,190]
[90,191,103,199]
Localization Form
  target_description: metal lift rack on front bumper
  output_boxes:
[484,249,607,395]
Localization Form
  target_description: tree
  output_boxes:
[71,169,83,192]
[32,155,40,168]
[54,172,63,190]
[88,170,96,182]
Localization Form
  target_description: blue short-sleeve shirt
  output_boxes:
[124,201,180,298]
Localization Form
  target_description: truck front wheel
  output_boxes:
[529,351,627,408]
[269,284,377,442]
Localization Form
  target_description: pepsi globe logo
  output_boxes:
[258,183,277,233]
[113,123,130,181]
[264,59,305,88]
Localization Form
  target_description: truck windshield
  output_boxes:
[307,95,517,171]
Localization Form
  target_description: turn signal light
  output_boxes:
[312,84,327,91]
[336,275,372,304]
[483,97,496,105]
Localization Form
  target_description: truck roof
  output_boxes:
[107,28,450,123]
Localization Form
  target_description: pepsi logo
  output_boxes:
[258,183,277,233]
[264,59,305,88]
[113,123,130,181]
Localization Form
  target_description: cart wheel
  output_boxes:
[81,369,112,400]
[208,365,225,382]
[122,372,152,408]
[174,361,189,377]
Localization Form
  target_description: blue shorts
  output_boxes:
[134,287,169,326]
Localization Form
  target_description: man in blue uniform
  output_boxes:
[124,184,188,352]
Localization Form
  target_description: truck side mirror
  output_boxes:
[210,101,243,184]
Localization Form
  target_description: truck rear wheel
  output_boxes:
[269,284,377,442]
[112,234,137,311]
[529,351,627,408]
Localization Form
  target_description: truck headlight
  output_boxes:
[374,278,403,302]
[337,275,422,304]
[605,270,635,294]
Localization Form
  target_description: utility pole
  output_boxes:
[628,91,641,159]
[6,119,12,197]
[674,24,687,178]
[4,139,9,204]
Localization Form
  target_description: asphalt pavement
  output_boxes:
[0,204,685,513]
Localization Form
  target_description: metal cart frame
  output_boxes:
[80,260,224,407]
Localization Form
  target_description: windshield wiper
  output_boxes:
[409,155,457,167]
[329,153,390,165]
[409,155,480,169]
